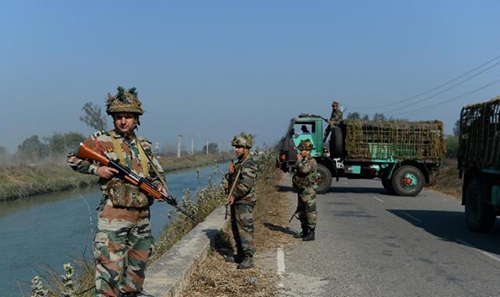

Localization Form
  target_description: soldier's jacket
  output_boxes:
[292,156,317,189]
[226,154,258,204]
[329,109,343,126]
[67,129,165,207]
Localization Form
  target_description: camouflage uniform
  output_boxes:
[324,101,343,141]
[292,140,318,241]
[67,87,164,297]
[226,132,258,269]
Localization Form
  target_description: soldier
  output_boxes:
[225,132,258,269]
[68,86,167,297]
[292,139,318,241]
[323,100,343,142]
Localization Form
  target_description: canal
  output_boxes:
[0,163,226,296]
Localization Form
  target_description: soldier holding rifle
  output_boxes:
[225,132,258,269]
[68,86,167,297]
[292,139,318,241]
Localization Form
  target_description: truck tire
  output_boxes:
[464,178,495,232]
[391,165,424,196]
[316,164,332,194]
[330,127,343,158]
[382,178,394,194]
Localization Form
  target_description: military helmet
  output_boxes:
[297,139,314,151]
[106,86,144,115]
[331,101,339,107]
[231,131,253,148]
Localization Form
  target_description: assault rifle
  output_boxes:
[225,160,242,220]
[76,143,196,221]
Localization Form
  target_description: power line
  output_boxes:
[345,54,500,111]
[376,60,500,115]
[385,77,500,117]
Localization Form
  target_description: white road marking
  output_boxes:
[372,196,385,203]
[456,239,500,262]
[277,247,285,288]
[400,211,422,223]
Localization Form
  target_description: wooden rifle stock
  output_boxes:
[76,143,196,221]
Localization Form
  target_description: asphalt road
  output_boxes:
[273,177,500,297]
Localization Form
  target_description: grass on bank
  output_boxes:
[0,153,232,201]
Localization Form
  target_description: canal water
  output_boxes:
[0,163,227,296]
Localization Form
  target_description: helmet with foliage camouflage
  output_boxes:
[231,131,253,148]
[106,86,144,115]
[297,139,314,151]
[331,101,339,107]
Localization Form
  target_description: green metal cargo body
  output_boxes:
[458,95,500,232]
[277,114,445,196]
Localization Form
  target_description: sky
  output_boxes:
[2,1,500,155]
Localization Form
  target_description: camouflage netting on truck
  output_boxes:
[458,95,500,169]
[344,119,445,161]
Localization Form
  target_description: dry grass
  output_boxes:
[179,169,298,297]
[427,158,461,199]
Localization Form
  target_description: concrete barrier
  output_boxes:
[143,205,228,297]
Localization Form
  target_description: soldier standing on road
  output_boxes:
[225,132,258,269]
[323,100,343,142]
[68,86,167,297]
[292,139,318,241]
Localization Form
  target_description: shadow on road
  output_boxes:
[388,209,500,256]
[263,222,297,236]
[276,184,391,195]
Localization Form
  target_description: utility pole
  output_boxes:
[177,134,183,158]
[206,139,209,155]
[191,138,194,155]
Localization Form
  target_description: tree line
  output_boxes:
[0,102,222,165]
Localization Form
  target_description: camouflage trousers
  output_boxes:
[93,199,153,297]
[297,186,317,228]
[230,202,256,256]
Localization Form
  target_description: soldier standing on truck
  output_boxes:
[292,139,318,241]
[323,100,343,142]
[226,132,258,269]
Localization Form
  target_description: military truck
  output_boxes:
[277,114,445,196]
[458,96,500,232]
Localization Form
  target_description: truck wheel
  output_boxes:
[316,164,332,194]
[465,178,495,232]
[330,127,343,158]
[382,178,394,194]
[391,165,424,196]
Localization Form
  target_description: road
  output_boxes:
[272,177,500,297]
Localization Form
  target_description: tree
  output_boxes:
[44,132,85,156]
[14,135,47,163]
[362,115,370,121]
[445,135,459,159]
[373,113,386,121]
[79,102,107,131]
[202,142,219,154]
[0,146,10,165]
[453,119,460,136]
[347,112,361,120]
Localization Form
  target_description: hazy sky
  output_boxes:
[2,1,500,154]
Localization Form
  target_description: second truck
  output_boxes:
[458,95,500,232]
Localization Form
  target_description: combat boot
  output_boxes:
[118,292,154,297]
[237,254,254,269]
[294,225,309,238]
[225,251,244,263]
[303,227,315,241]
